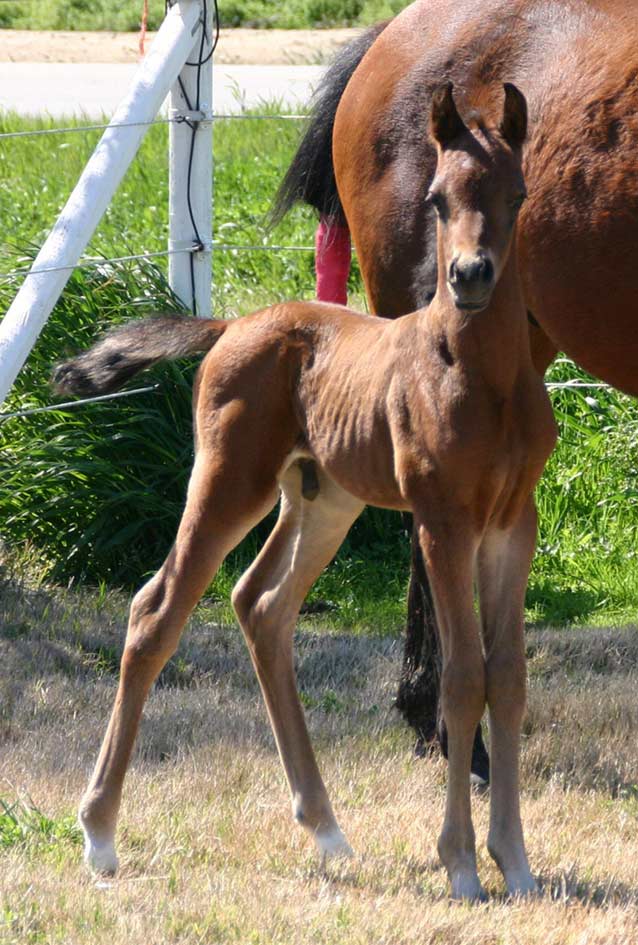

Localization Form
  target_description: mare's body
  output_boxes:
[275,0,638,762]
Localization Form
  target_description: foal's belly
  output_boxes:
[319,457,409,511]
[308,421,410,511]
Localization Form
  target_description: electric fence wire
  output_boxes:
[0,243,316,283]
[0,247,198,282]
[0,374,613,425]
[0,115,306,141]
[0,385,161,424]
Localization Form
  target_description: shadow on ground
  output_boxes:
[3,571,638,800]
[0,572,402,758]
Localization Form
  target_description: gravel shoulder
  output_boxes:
[0,28,359,64]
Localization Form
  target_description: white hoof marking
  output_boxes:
[315,826,354,865]
[82,830,119,875]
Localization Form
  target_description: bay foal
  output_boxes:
[55,83,556,900]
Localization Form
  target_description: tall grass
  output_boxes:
[1,112,638,628]
[533,360,638,625]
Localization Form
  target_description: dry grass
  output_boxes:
[2,568,638,944]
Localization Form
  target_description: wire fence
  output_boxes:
[0,244,316,285]
[0,114,306,141]
[0,248,196,282]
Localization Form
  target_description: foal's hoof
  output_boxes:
[450,872,487,903]
[505,871,540,899]
[316,826,354,866]
[80,817,119,875]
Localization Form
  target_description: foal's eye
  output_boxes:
[426,191,448,219]
[509,192,527,213]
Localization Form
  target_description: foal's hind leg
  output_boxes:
[477,498,538,897]
[79,453,278,873]
[232,465,363,861]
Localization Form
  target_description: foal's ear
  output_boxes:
[430,82,466,146]
[500,83,528,149]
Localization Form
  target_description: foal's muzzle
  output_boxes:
[448,253,495,312]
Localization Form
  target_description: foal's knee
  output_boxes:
[440,657,486,731]
[232,575,279,644]
[485,651,527,721]
[122,576,181,674]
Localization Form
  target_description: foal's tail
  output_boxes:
[270,20,391,228]
[52,315,227,398]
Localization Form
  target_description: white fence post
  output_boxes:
[168,0,213,317]
[0,0,204,407]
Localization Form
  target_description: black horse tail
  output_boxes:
[52,315,227,398]
[270,20,392,228]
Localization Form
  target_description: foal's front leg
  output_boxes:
[477,498,538,897]
[398,519,490,782]
[415,515,486,901]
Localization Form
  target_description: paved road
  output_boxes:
[0,63,324,118]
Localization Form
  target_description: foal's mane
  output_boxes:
[465,110,489,134]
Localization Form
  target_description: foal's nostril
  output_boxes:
[479,257,494,284]
[448,258,459,285]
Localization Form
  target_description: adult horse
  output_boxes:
[273,0,638,778]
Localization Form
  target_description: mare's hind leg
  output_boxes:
[232,464,363,861]
[396,517,441,750]
[79,452,278,874]
[477,497,538,897]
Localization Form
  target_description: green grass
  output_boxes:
[1,110,638,630]
[0,0,407,32]
[533,359,638,626]
[0,798,82,850]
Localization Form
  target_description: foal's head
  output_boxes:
[427,82,528,313]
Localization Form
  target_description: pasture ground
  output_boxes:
[2,568,638,944]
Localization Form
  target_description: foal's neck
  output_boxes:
[426,245,531,395]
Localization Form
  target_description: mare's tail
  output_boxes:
[270,20,391,227]
[52,315,227,398]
